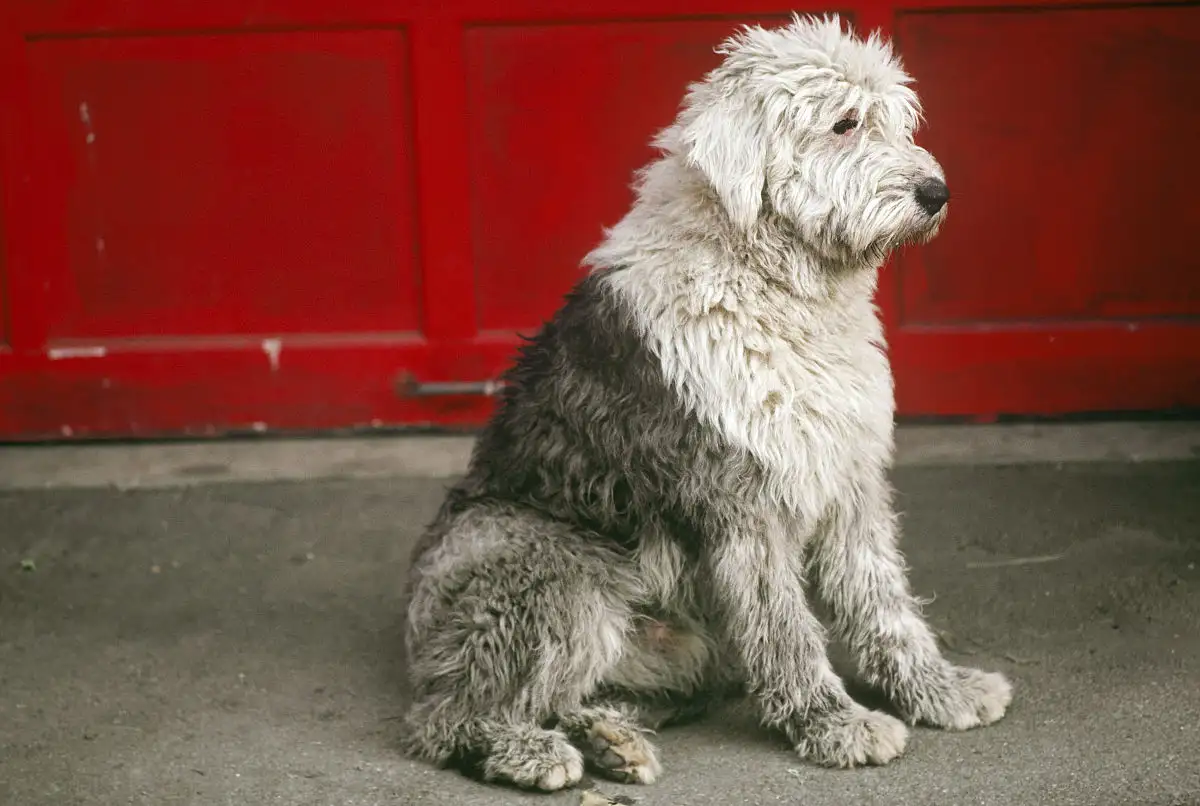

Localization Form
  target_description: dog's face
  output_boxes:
[672,14,947,265]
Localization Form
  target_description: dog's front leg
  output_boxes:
[707,521,908,767]
[809,480,1013,730]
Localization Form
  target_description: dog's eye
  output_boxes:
[832,118,858,135]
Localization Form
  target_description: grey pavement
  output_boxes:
[1,461,1199,806]
[3,422,1200,491]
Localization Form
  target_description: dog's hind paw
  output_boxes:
[793,705,909,768]
[558,708,662,785]
[582,718,662,784]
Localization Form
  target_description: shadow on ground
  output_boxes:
[2,463,1199,806]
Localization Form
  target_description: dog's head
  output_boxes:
[669,14,946,265]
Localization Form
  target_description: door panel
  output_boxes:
[896,4,1200,326]
[886,0,1200,416]
[26,30,421,340]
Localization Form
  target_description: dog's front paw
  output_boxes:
[902,665,1012,730]
[793,705,909,768]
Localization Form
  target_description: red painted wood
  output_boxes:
[0,337,521,439]
[0,219,9,349]
[25,29,421,340]
[892,323,1200,416]
[895,5,1200,325]
[0,2,52,353]
[886,2,1200,416]
[411,19,478,342]
[0,0,1198,441]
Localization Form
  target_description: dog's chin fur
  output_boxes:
[860,211,947,266]
[400,13,1010,791]
[913,212,949,244]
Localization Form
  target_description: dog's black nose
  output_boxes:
[914,177,950,215]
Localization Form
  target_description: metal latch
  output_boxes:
[394,374,508,398]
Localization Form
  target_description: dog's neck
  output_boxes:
[584,154,882,314]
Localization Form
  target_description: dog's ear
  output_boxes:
[676,84,768,232]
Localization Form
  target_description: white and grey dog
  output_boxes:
[402,14,1011,791]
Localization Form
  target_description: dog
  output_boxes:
[400,14,1012,791]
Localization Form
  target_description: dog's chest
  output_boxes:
[603,261,894,518]
[656,305,893,518]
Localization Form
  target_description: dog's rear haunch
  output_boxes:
[400,14,1010,791]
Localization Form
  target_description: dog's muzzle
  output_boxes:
[914,177,950,216]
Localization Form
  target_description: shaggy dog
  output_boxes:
[401,14,1012,790]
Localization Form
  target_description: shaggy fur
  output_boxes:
[400,14,1012,790]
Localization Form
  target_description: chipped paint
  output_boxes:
[80,101,97,144]
[48,346,108,360]
[251,422,268,433]
[261,338,282,372]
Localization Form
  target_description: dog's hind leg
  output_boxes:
[401,504,640,790]
[598,608,733,724]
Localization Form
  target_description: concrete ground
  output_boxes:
[1,427,1199,806]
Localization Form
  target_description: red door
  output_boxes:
[1,1,1197,440]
